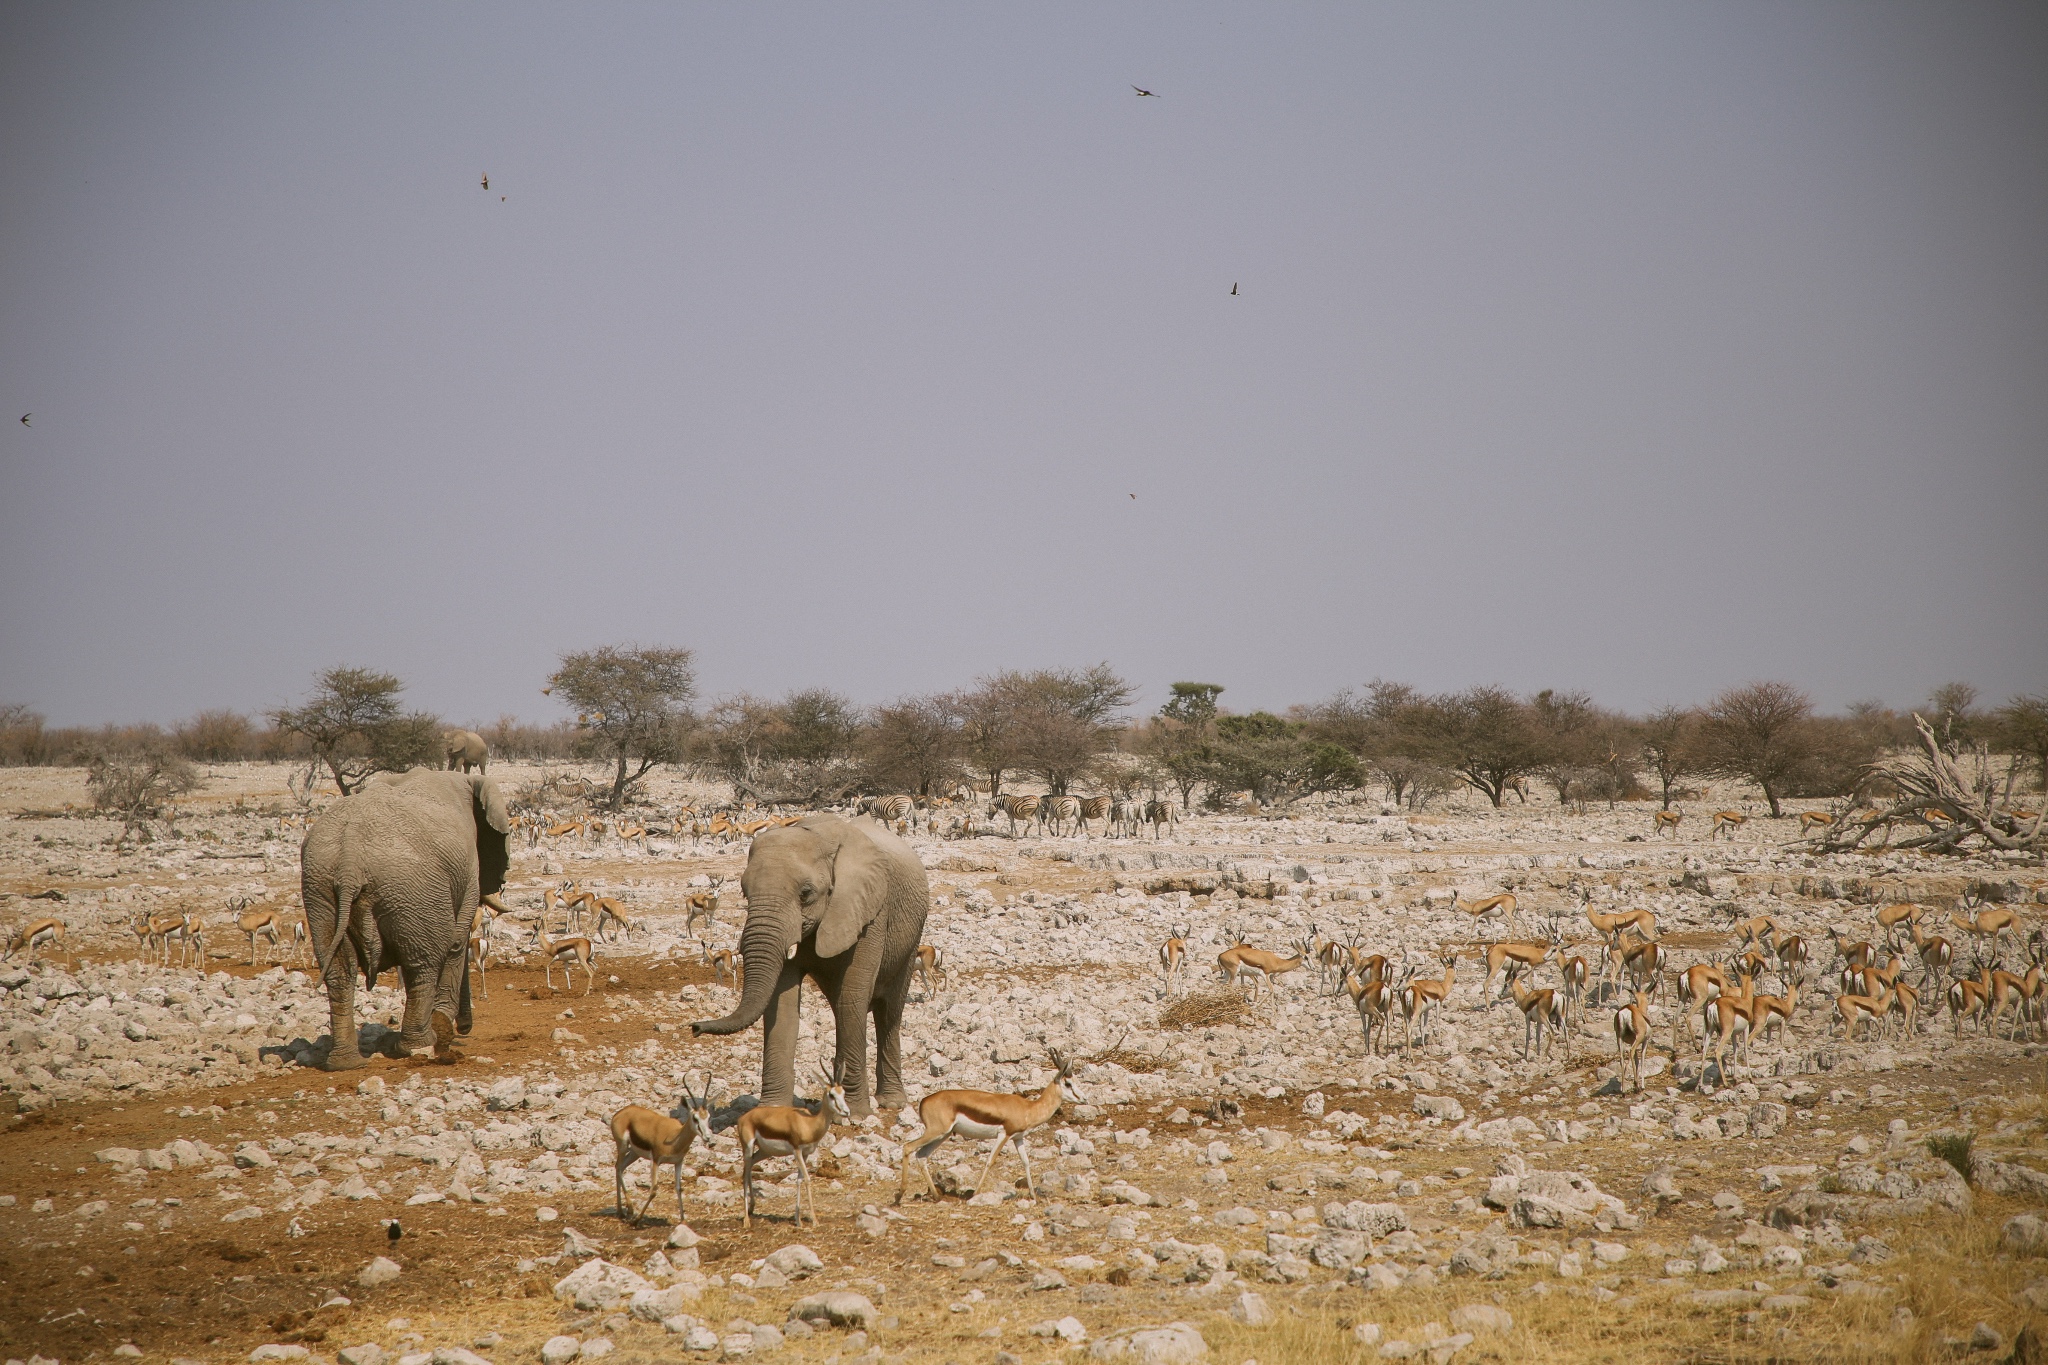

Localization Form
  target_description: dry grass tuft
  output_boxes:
[1159,988,1251,1031]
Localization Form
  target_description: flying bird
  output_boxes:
[500,196,506,202]
[17,414,27,427]
[1230,283,1238,296]
[1129,493,1137,500]
[481,173,489,191]
[1132,86,1159,97]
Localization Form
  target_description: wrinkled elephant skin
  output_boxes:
[692,814,928,1117]
[301,770,510,1070]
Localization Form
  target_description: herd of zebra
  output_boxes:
[859,791,1182,840]
[511,789,1186,854]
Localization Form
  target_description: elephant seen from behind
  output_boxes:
[301,768,510,1069]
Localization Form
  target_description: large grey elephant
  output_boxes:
[443,729,488,773]
[301,769,509,1069]
[692,814,928,1117]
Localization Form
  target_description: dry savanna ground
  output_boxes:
[3,761,2047,1365]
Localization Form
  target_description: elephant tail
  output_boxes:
[320,884,359,975]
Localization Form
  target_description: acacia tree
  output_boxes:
[1994,693,2048,793]
[271,666,441,795]
[950,665,1132,796]
[1638,705,1701,810]
[548,645,696,809]
[1698,681,1813,817]
[1204,711,1361,807]
[858,696,961,796]
[1142,682,1224,810]
[1418,685,1548,808]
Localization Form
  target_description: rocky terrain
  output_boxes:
[3,762,2046,1365]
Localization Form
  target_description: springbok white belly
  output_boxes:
[750,1137,812,1159]
[949,1117,1006,1142]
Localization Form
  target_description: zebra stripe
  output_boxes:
[989,794,1040,836]
[1038,794,1081,836]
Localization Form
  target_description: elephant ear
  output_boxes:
[469,774,511,898]
[469,773,510,833]
[814,824,889,958]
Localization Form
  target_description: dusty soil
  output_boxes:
[3,763,2046,1365]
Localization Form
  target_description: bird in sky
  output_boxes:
[1230,283,1238,296]
[1129,493,1137,500]
[17,414,27,427]
[481,173,489,191]
[500,196,506,202]
[1132,86,1159,97]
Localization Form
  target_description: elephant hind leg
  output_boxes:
[431,1007,457,1061]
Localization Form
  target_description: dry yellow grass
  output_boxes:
[1159,988,1252,1030]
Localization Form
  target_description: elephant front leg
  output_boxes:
[871,989,908,1113]
[757,966,806,1109]
[832,991,875,1119]
[322,952,366,1071]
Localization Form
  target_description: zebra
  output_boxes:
[1037,794,1081,837]
[1109,798,1143,838]
[1144,798,1179,839]
[864,794,915,832]
[989,794,1040,838]
[1075,795,1113,836]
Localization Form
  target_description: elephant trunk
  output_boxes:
[691,907,791,1036]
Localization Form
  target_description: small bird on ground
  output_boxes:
[18,414,27,427]
[387,1220,403,1244]
[1132,86,1159,97]
[481,173,489,191]
[1230,283,1238,296]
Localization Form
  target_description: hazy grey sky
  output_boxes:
[3,4,2043,728]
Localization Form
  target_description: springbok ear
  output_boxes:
[814,824,889,959]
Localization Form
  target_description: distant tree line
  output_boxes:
[5,656,2044,816]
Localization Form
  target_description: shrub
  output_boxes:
[86,744,199,826]
[174,710,257,762]
[1927,1130,1975,1184]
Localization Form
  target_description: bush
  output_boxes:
[86,744,199,825]
[174,710,258,762]
[0,704,48,766]
[1927,1130,1975,1184]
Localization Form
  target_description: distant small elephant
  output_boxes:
[692,814,928,1118]
[444,730,488,773]
[301,769,510,1069]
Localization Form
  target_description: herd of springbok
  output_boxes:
[1153,885,2041,1099]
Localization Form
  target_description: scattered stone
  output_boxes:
[357,1256,402,1288]
[788,1291,876,1330]
[1228,1291,1272,1326]
[1030,1316,1087,1342]
[763,1244,823,1278]
[539,1339,579,1365]
[1088,1323,1209,1362]
[2006,1216,2048,1253]
[1449,1305,1512,1336]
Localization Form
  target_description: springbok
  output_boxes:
[896,1049,1081,1205]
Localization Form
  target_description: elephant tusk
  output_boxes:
[787,942,799,960]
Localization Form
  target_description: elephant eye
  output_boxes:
[798,883,816,905]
